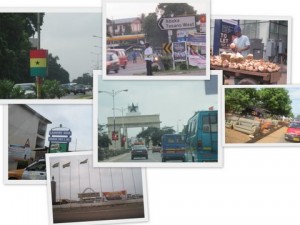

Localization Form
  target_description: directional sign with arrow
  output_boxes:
[163,43,172,54]
[157,16,196,30]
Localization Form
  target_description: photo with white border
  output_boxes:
[102,0,210,80]
[0,7,101,103]
[222,85,300,147]
[4,101,93,185]
[46,151,148,225]
[211,15,292,85]
[94,70,222,168]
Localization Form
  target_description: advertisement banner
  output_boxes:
[102,190,127,200]
[172,42,187,62]
[188,45,206,69]
[219,20,238,50]
[49,143,68,153]
[8,144,32,160]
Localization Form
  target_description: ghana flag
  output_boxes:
[30,49,48,77]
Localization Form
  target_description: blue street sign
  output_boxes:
[48,137,72,143]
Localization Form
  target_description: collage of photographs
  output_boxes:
[1,0,300,225]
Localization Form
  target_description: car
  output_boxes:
[13,83,36,96]
[131,145,148,160]
[8,159,46,180]
[152,146,161,153]
[84,85,92,91]
[107,49,128,69]
[71,84,86,95]
[106,52,120,74]
[285,121,300,142]
[60,83,77,94]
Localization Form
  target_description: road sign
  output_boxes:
[163,43,172,54]
[49,130,72,136]
[48,137,72,142]
[157,16,196,30]
[30,49,48,77]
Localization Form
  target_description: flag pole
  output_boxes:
[69,165,71,208]
[98,168,103,202]
[131,168,137,196]
[59,164,61,207]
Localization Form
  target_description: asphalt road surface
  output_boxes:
[53,203,144,223]
[61,91,93,99]
[107,150,192,163]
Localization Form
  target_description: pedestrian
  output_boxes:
[144,43,153,75]
[132,51,137,63]
[231,25,250,58]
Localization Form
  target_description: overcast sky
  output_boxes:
[106,0,208,20]
[29,104,93,151]
[49,154,143,200]
[287,88,300,117]
[98,75,219,137]
[40,12,102,81]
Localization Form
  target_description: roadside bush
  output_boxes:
[160,56,172,70]
[42,80,65,99]
[179,63,188,70]
[152,64,159,72]
[0,79,17,99]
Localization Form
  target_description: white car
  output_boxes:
[13,83,36,96]
[21,159,47,180]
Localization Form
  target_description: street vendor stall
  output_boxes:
[210,53,282,84]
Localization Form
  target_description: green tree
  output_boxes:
[225,88,258,113]
[47,54,70,84]
[0,13,44,82]
[137,126,176,146]
[142,13,168,48]
[98,124,111,149]
[257,88,292,116]
[72,73,93,85]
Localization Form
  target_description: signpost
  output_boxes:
[48,127,72,153]
[157,16,196,30]
[162,43,172,54]
[172,42,187,69]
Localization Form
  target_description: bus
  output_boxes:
[185,110,218,162]
[161,134,186,162]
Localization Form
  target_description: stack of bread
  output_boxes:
[210,52,280,72]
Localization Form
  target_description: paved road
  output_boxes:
[107,150,193,163]
[61,91,93,99]
[112,150,162,162]
[53,203,144,223]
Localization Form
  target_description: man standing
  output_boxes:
[231,25,250,57]
[144,43,153,75]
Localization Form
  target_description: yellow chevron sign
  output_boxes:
[163,43,172,54]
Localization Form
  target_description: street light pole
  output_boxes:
[114,107,126,149]
[99,89,128,150]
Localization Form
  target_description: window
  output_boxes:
[27,161,46,172]
[202,115,218,133]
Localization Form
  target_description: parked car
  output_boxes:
[106,52,120,74]
[8,159,46,180]
[13,83,35,96]
[285,121,300,142]
[71,84,86,95]
[131,145,148,160]
[107,49,128,69]
[84,85,92,91]
[60,83,77,94]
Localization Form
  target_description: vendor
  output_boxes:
[230,25,250,57]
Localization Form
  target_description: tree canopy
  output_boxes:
[142,3,198,48]
[225,88,293,117]
[0,13,70,84]
[137,126,176,146]
[72,73,92,85]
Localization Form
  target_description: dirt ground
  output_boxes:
[225,128,252,143]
